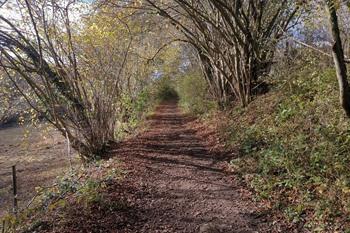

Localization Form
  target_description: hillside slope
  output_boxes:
[219,66,350,232]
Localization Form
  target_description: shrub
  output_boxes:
[155,76,179,101]
[224,62,350,231]
[176,71,216,115]
[116,88,154,138]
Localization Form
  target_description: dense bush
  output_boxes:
[116,87,155,138]
[155,76,179,101]
[222,59,350,231]
[176,71,216,115]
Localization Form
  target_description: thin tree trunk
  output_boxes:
[326,0,350,117]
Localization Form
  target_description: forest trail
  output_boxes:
[110,101,267,233]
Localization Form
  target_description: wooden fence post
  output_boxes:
[12,165,18,215]
[1,220,5,233]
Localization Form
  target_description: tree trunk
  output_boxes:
[326,0,350,117]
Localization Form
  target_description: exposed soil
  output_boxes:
[115,101,270,232]
[36,101,273,233]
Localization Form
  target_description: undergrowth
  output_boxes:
[116,87,155,139]
[0,159,124,233]
[224,60,350,231]
[155,76,179,101]
[176,71,217,115]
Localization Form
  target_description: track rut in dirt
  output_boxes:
[111,101,267,233]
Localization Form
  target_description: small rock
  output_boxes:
[199,224,222,233]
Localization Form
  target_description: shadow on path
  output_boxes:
[110,101,267,233]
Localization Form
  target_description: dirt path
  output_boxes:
[111,101,267,233]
